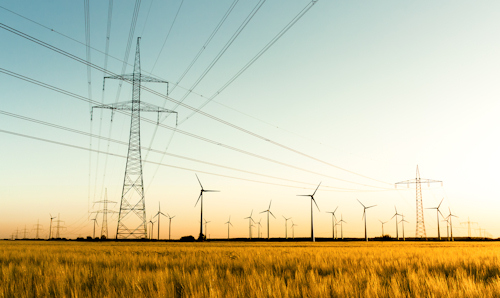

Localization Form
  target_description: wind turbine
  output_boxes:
[391,206,401,240]
[260,200,276,239]
[204,219,211,239]
[338,214,346,239]
[326,206,339,239]
[399,214,409,241]
[257,219,262,238]
[379,220,388,237]
[442,218,450,240]
[49,213,56,240]
[291,221,297,239]
[225,216,233,239]
[153,202,168,240]
[91,216,99,239]
[194,174,219,240]
[148,217,156,240]
[297,182,321,242]
[244,210,256,239]
[283,216,291,239]
[167,213,175,240]
[358,199,376,241]
[426,198,444,240]
[446,208,458,241]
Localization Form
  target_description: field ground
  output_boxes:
[1,241,500,297]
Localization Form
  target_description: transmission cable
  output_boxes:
[0,22,393,187]
[150,0,184,74]
[0,67,391,190]
[180,0,319,125]
[0,109,384,192]
[1,128,388,192]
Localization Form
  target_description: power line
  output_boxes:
[1,2,342,172]
[0,109,382,192]
[180,0,319,124]
[0,66,391,189]
[0,128,393,193]
[150,0,184,73]
[0,22,393,187]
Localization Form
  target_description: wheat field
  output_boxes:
[1,241,500,297]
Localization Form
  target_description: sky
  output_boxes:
[0,0,499,240]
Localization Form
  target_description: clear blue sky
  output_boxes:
[0,0,499,239]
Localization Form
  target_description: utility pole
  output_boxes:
[93,188,116,239]
[91,216,99,239]
[21,225,29,239]
[396,166,442,239]
[54,214,66,238]
[33,219,43,239]
[93,37,177,239]
[461,217,478,238]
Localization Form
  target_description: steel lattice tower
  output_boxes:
[93,188,116,239]
[396,166,442,238]
[92,38,177,239]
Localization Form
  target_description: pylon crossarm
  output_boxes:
[104,74,168,84]
[395,178,443,187]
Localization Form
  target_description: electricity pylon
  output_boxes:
[396,166,442,239]
[93,188,116,239]
[33,219,43,239]
[461,217,478,238]
[92,38,177,239]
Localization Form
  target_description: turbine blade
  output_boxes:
[194,194,202,207]
[269,200,272,210]
[259,210,267,214]
[334,206,338,213]
[297,195,310,197]
[438,198,444,209]
[195,173,204,190]
[204,190,220,192]
[357,199,365,208]
[438,209,444,217]
[362,209,365,220]
[312,182,322,196]
[312,198,320,211]
[367,205,377,209]
[270,211,276,219]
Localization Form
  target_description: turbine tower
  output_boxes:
[297,182,321,242]
[153,202,168,240]
[244,210,256,239]
[379,220,387,237]
[395,166,442,239]
[426,198,444,240]
[167,214,175,240]
[358,199,376,241]
[49,214,56,239]
[92,38,177,239]
[391,206,401,240]
[282,216,291,239]
[338,214,346,239]
[260,200,276,239]
[194,174,219,240]
[225,216,233,239]
[326,206,339,239]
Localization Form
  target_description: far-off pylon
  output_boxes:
[396,166,442,238]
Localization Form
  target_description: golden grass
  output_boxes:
[1,241,500,297]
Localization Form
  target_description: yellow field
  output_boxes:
[1,241,500,297]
